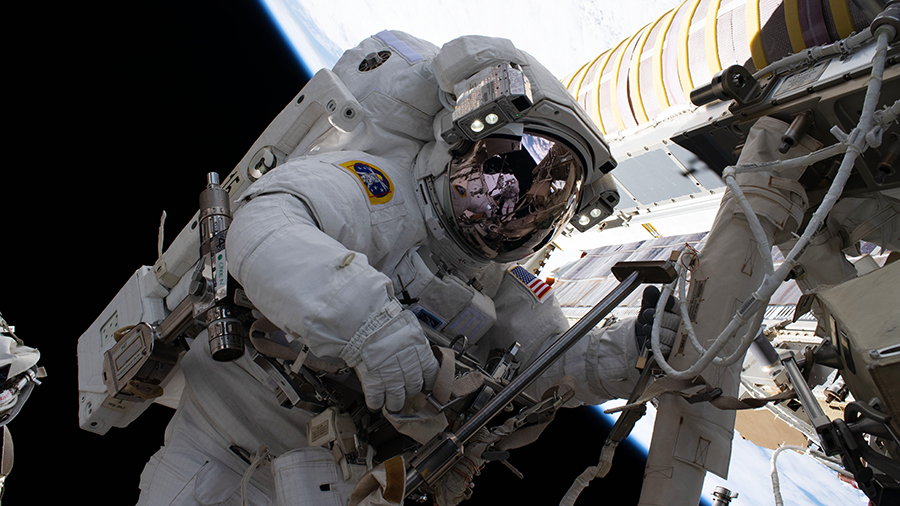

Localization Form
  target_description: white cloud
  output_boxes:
[261,0,343,73]
[596,403,868,506]
[273,0,682,78]
[702,433,869,506]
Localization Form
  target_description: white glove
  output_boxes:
[340,301,439,412]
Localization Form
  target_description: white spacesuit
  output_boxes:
[0,313,42,497]
[136,31,667,506]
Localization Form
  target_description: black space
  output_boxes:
[4,1,647,504]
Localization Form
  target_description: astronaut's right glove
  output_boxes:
[340,301,440,412]
[634,286,681,357]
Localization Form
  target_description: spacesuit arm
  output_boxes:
[481,269,642,407]
[527,318,643,406]
[226,191,438,410]
[227,191,394,356]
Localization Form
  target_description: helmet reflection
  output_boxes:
[448,133,583,262]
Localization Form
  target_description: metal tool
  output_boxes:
[403,259,677,497]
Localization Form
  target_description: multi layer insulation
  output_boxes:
[564,0,871,137]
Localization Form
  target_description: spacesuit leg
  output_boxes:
[637,117,821,506]
[137,385,273,506]
[270,447,364,506]
[139,389,365,506]
[476,265,638,407]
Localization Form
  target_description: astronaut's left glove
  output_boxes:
[340,300,440,412]
[634,286,681,357]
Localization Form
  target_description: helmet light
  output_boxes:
[440,63,533,143]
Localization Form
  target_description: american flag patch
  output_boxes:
[508,266,552,303]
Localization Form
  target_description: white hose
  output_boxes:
[722,170,775,276]
[771,445,809,506]
[651,258,768,379]
[719,140,852,281]
[241,446,270,506]
[726,142,849,176]
[778,29,890,276]
[771,445,858,506]
[808,448,855,479]
[753,29,873,80]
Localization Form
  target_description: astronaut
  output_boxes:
[0,313,42,497]
[136,31,681,506]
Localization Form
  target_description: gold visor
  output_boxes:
[447,132,584,262]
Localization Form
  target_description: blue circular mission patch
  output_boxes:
[339,160,395,205]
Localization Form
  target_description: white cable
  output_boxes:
[722,170,775,276]
[778,30,890,278]
[675,265,706,356]
[772,445,859,505]
[867,97,900,147]
[771,445,809,506]
[720,140,855,285]
[649,254,736,377]
[807,448,855,478]
[720,305,768,367]
[728,143,849,176]
[753,28,873,80]
[652,261,767,378]
[558,441,618,506]
[650,255,711,358]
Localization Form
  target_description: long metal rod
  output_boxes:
[458,270,642,442]
[405,269,646,494]
[605,357,656,444]
[782,356,831,431]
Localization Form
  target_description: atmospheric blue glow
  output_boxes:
[592,403,868,505]
[259,0,342,75]
[255,0,311,75]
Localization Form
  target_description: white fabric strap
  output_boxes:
[559,441,618,506]
[248,319,299,363]
[241,446,270,506]
[431,347,456,405]
[290,344,310,376]
[0,426,11,497]
[1,426,11,475]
